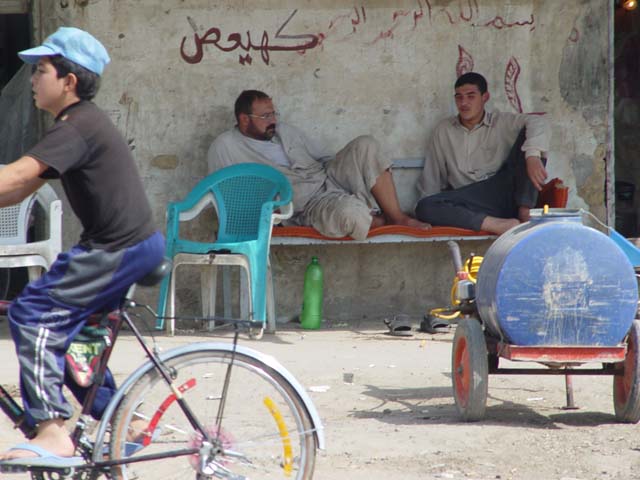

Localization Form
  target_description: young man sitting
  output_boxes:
[415,72,550,235]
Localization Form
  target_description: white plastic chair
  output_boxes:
[0,183,63,282]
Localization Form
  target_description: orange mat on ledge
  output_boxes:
[272,224,491,241]
[271,178,568,242]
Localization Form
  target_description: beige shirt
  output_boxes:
[208,126,391,239]
[207,124,332,213]
[416,110,550,199]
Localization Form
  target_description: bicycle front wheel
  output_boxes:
[109,349,317,479]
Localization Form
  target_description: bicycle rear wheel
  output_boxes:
[109,349,317,479]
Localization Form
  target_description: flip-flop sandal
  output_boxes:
[0,443,84,469]
[420,315,451,334]
[383,314,414,337]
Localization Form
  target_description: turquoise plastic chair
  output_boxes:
[156,163,293,335]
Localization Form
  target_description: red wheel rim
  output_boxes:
[454,337,470,407]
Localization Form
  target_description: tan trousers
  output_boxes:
[302,135,391,241]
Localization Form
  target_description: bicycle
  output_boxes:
[0,258,324,479]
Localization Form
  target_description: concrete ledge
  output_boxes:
[390,157,425,169]
[271,225,496,245]
[271,225,495,245]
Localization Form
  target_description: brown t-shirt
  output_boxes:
[27,100,155,251]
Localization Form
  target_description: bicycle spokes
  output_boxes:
[141,378,197,446]
[108,350,316,479]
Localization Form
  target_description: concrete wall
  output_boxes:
[31,0,611,324]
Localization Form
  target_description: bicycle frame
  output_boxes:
[90,316,326,464]
[0,300,36,440]
[0,383,35,439]
[0,294,325,474]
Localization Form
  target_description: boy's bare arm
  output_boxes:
[0,156,48,207]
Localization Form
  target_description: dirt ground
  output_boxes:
[0,319,639,480]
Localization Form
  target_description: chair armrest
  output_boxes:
[176,192,216,222]
[35,183,59,207]
[48,199,63,254]
[272,201,293,224]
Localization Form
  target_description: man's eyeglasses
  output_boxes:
[248,112,280,121]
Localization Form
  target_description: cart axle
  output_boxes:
[491,368,621,376]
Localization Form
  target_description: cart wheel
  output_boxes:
[614,320,640,423]
[451,318,488,421]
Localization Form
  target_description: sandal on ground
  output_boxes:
[420,315,451,334]
[383,315,414,337]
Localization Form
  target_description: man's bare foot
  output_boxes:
[0,419,75,460]
[392,214,431,230]
[518,206,531,223]
[480,216,520,235]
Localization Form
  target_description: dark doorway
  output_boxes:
[0,14,30,92]
[614,3,640,237]
[0,12,32,299]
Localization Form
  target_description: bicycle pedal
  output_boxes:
[0,462,88,480]
[0,464,78,476]
[0,463,29,474]
[200,461,248,479]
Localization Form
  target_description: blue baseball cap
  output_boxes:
[18,27,110,76]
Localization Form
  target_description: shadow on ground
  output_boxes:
[351,383,620,429]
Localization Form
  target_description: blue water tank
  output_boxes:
[476,210,638,346]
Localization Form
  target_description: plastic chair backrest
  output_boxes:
[0,192,36,245]
[174,163,293,244]
[215,173,287,242]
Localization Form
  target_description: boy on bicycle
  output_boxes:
[0,27,164,466]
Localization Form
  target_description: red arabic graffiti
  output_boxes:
[388,4,427,31]
[442,0,479,25]
[456,45,474,78]
[180,3,538,67]
[370,0,533,44]
[454,46,524,114]
[369,0,429,44]
[504,57,523,113]
[568,27,580,43]
[317,6,366,48]
[327,6,366,33]
[180,9,319,66]
[460,0,479,22]
[413,1,427,27]
[379,0,426,42]
[392,9,410,23]
[483,14,535,31]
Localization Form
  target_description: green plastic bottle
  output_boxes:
[300,256,323,330]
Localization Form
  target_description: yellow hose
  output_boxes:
[429,255,483,319]
[429,307,461,320]
[449,255,483,306]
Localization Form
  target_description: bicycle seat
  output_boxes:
[136,258,172,287]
